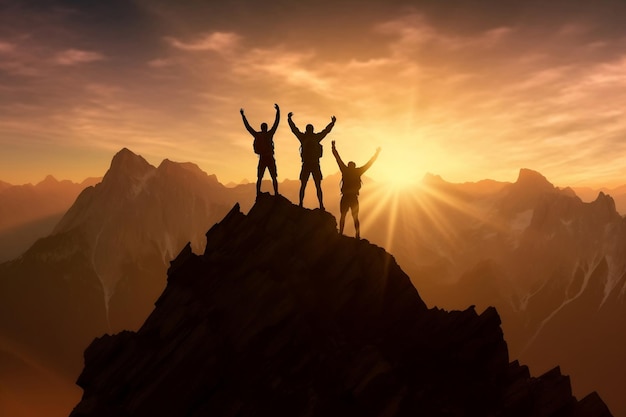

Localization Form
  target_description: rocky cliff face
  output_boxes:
[70,194,612,417]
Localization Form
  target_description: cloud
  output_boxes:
[476,26,515,48]
[0,60,40,76]
[584,56,626,86]
[375,12,515,55]
[4,3,626,187]
[147,58,173,68]
[54,49,105,65]
[165,32,240,54]
[0,41,16,53]
[84,83,124,98]
[375,13,438,54]
[232,48,333,94]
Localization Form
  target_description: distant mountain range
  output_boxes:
[573,185,626,215]
[0,175,100,262]
[0,149,624,416]
[357,169,625,416]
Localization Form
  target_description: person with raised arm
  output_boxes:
[331,140,381,239]
[240,104,280,196]
[287,112,336,210]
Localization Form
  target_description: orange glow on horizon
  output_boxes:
[2,3,626,189]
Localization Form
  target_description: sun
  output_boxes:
[373,154,422,192]
[383,172,421,191]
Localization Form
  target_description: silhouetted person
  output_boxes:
[331,140,381,239]
[241,104,280,196]
[288,112,336,209]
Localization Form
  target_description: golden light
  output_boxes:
[357,166,510,265]
[382,171,421,190]
[373,143,424,191]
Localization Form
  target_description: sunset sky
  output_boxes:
[2,0,626,188]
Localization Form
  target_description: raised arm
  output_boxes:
[287,112,303,138]
[269,103,280,134]
[331,140,347,170]
[317,115,336,141]
[359,147,381,174]
[240,108,256,135]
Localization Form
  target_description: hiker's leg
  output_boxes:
[315,180,323,209]
[268,159,278,195]
[351,200,360,239]
[339,196,349,234]
[313,167,324,209]
[256,162,266,196]
[299,167,308,206]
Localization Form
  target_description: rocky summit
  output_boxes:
[70,194,612,417]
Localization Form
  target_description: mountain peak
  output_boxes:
[38,174,59,185]
[498,169,559,213]
[157,159,221,187]
[110,147,146,166]
[422,172,445,184]
[592,191,618,217]
[33,175,62,190]
[70,194,610,417]
[159,158,208,175]
[104,148,154,182]
[515,168,554,190]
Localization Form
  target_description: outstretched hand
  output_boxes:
[331,116,336,123]
[274,103,279,110]
[288,112,293,118]
[332,140,336,147]
[240,108,244,115]
[376,147,381,153]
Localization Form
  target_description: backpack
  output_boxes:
[253,134,273,155]
[341,169,362,195]
[300,138,323,163]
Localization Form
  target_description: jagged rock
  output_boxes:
[70,194,612,417]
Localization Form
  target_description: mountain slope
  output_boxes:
[70,194,611,417]
[0,175,99,261]
[2,152,624,416]
[0,149,237,416]
[359,171,626,415]
[46,148,235,332]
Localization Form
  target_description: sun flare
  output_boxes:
[383,173,421,191]
[374,147,424,192]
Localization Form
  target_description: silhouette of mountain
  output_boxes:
[70,194,611,416]
[364,170,625,415]
[0,149,237,416]
[2,152,624,416]
[0,179,11,191]
[573,184,626,215]
[225,178,251,187]
[45,149,236,332]
[0,175,100,261]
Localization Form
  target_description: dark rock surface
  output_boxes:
[70,194,612,417]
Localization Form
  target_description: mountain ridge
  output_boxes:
[1,149,624,416]
[69,194,612,417]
